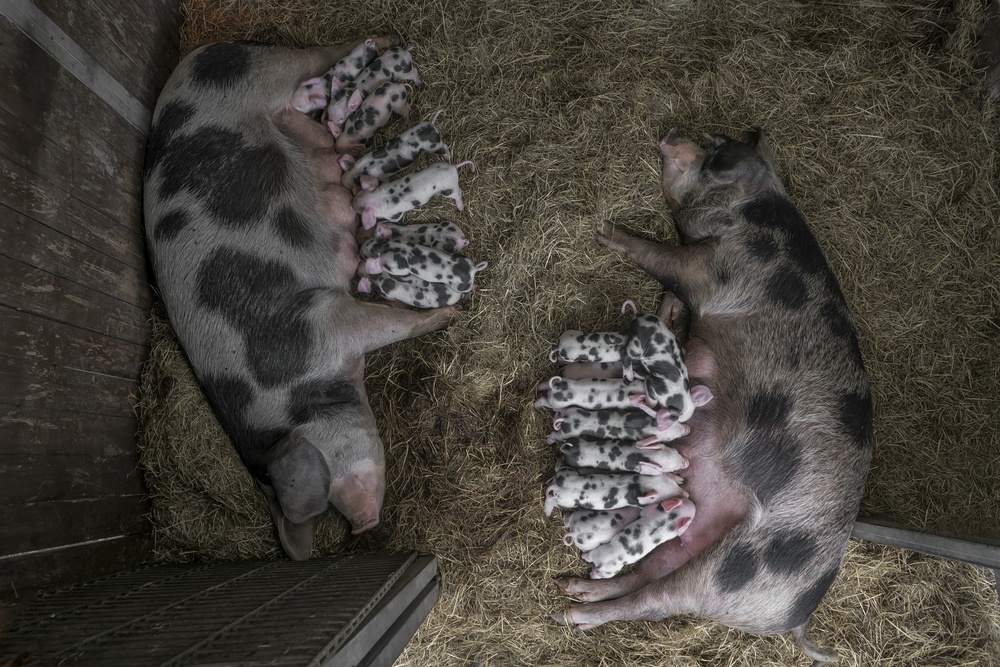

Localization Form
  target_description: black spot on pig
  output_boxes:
[273,206,313,247]
[783,225,829,276]
[154,210,190,242]
[762,530,819,575]
[288,378,360,425]
[145,101,195,174]
[158,126,289,228]
[202,373,254,420]
[741,196,800,232]
[195,247,315,387]
[441,188,454,197]
[747,390,793,430]
[837,391,873,450]
[734,430,802,505]
[746,235,778,262]
[715,541,760,593]
[191,41,253,88]
[415,124,438,142]
[765,264,808,309]
[820,300,853,339]
[784,565,841,629]
[201,373,284,482]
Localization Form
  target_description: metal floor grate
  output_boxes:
[0,551,439,666]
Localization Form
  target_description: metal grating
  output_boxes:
[0,552,437,666]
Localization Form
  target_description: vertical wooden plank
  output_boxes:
[0,0,181,599]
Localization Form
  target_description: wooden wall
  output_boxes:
[0,0,180,599]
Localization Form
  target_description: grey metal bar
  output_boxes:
[852,517,1000,570]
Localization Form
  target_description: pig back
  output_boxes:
[143,41,365,482]
[681,192,873,632]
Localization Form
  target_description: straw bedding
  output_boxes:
[137,0,1000,663]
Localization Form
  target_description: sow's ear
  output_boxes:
[262,429,331,560]
[741,127,776,171]
[267,429,332,523]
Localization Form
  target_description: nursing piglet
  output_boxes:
[335,81,411,155]
[340,118,451,191]
[554,129,872,667]
[362,239,487,293]
[543,468,687,516]
[557,438,688,476]
[323,38,379,96]
[353,161,475,229]
[537,376,645,411]
[622,313,711,421]
[583,498,696,579]
[563,507,641,552]
[358,270,465,308]
[549,408,687,444]
[143,37,458,563]
[374,220,469,254]
[549,330,625,364]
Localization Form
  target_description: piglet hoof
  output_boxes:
[667,472,685,485]
[534,396,551,410]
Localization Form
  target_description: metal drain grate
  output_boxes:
[0,551,440,666]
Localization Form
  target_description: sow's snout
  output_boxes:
[329,461,385,534]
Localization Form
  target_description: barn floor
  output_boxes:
[138,0,1000,664]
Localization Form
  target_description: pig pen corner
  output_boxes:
[4,0,1000,665]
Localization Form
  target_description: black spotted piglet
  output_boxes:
[562,507,641,552]
[358,269,465,308]
[353,161,475,229]
[374,219,469,254]
[361,239,487,294]
[544,468,687,516]
[340,115,451,191]
[335,81,412,155]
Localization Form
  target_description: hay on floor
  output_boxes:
[137,0,1000,664]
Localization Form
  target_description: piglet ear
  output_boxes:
[472,261,488,274]
[360,175,379,191]
[348,89,364,111]
[690,384,714,407]
[362,209,377,229]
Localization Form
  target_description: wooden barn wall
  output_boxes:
[0,0,181,599]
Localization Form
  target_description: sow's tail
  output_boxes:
[792,622,840,666]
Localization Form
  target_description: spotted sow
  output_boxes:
[554,129,872,667]
[143,38,457,562]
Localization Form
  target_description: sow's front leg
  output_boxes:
[596,223,715,307]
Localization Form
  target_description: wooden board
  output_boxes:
[30,0,181,110]
[0,0,181,598]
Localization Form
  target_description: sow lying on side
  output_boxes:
[143,38,456,561]
[554,129,872,667]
